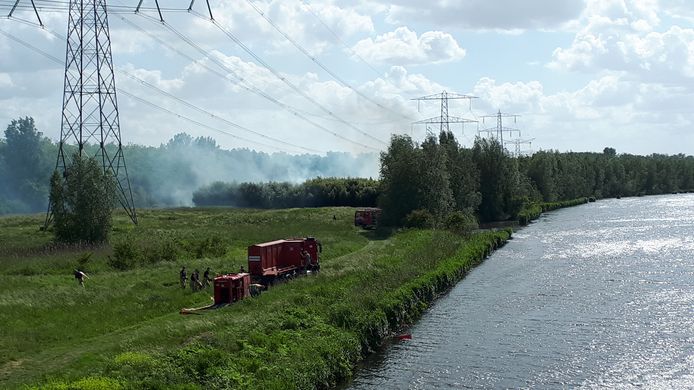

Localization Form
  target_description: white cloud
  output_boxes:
[192,0,374,56]
[0,73,13,89]
[470,74,694,154]
[369,0,586,31]
[549,0,694,85]
[351,27,466,65]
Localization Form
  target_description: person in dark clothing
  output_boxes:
[74,269,89,287]
[239,265,245,273]
[180,266,187,289]
[300,249,312,271]
[191,269,202,291]
[202,267,213,288]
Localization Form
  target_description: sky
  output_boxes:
[0,0,693,156]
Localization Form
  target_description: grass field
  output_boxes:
[0,207,509,389]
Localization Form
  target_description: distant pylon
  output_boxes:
[479,110,521,147]
[45,0,137,227]
[505,138,535,157]
[411,91,477,140]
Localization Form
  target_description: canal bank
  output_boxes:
[347,194,694,389]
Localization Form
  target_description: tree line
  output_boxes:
[192,178,379,208]
[377,131,694,226]
[0,117,378,215]
[2,117,693,227]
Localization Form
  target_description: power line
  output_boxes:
[299,0,384,79]
[188,10,388,146]
[128,11,380,151]
[2,3,386,152]
[1,18,326,154]
[245,0,415,123]
[0,27,319,155]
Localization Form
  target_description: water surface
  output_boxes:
[348,194,694,389]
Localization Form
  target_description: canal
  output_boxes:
[347,194,694,389]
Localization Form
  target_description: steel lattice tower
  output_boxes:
[411,91,477,140]
[48,0,137,225]
[479,110,521,147]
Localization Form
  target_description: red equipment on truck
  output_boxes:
[248,237,321,284]
[355,208,381,229]
[213,273,251,305]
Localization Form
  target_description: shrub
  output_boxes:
[108,240,139,270]
[404,209,433,228]
[444,211,478,236]
[160,238,178,262]
[193,235,227,258]
[76,252,93,269]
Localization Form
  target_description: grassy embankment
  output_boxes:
[517,197,590,226]
[0,207,510,389]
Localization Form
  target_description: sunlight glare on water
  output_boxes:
[347,194,694,389]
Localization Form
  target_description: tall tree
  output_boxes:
[49,154,117,243]
[419,134,454,222]
[378,135,422,226]
[439,130,481,211]
[472,137,520,222]
[1,117,51,211]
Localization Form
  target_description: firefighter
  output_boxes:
[202,267,213,288]
[300,249,312,271]
[191,269,202,291]
[74,269,89,287]
[194,269,203,290]
[180,266,187,289]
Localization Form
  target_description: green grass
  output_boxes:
[517,197,589,226]
[0,207,510,389]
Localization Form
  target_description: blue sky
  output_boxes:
[0,0,693,156]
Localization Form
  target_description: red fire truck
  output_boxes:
[355,208,381,229]
[247,237,321,284]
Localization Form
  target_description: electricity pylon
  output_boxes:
[505,138,535,157]
[479,110,521,146]
[49,0,137,226]
[411,91,477,139]
[6,0,214,227]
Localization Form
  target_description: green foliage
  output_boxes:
[108,240,139,270]
[419,135,455,221]
[517,203,542,226]
[444,211,479,236]
[378,135,423,225]
[472,137,523,222]
[0,117,54,213]
[517,198,589,225]
[49,153,117,244]
[404,209,434,228]
[193,177,379,209]
[33,377,124,390]
[76,252,93,269]
[191,235,227,259]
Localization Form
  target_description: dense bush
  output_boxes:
[107,240,139,270]
[404,209,434,228]
[49,154,116,244]
[444,211,479,236]
[193,177,379,209]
